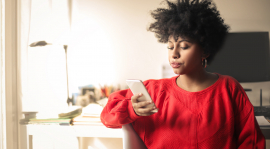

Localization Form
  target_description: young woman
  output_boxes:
[100,0,265,148]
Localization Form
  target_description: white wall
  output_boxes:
[68,0,168,90]
[215,0,270,32]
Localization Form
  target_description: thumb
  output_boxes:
[131,93,142,103]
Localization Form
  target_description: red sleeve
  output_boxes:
[100,89,140,128]
[233,84,265,149]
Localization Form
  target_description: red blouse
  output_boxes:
[101,74,265,149]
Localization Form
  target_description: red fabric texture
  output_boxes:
[100,74,265,149]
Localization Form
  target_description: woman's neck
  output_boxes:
[176,69,218,92]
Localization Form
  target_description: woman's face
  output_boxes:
[167,36,204,75]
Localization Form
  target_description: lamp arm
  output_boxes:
[64,45,72,105]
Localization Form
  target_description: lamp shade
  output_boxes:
[29,41,52,47]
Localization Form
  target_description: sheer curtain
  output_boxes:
[17,0,75,148]
[23,0,71,116]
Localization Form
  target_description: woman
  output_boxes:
[100,0,265,148]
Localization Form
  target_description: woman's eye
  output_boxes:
[167,47,174,50]
[181,47,189,50]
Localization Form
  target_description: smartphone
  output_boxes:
[126,79,158,113]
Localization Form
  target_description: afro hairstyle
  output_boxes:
[148,0,230,64]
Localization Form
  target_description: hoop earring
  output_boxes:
[204,59,207,68]
[202,58,207,68]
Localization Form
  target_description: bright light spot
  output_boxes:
[93,138,107,149]
[83,103,103,115]
[68,19,116,90]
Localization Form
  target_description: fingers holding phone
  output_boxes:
[131,93,158,116]
[126,79,158,116]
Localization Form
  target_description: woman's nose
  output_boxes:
[172,48,180,59]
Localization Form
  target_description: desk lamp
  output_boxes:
[29,41,73,106]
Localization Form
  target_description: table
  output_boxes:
[25,125,123,149]
[24,125,270,149]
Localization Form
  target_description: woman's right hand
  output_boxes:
[131,93,158,116]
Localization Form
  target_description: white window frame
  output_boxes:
[1,0,20,149]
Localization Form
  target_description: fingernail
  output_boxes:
[153,107,156,109]
[148,100,152,103]
[139,93,142,96]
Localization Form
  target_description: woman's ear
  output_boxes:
[204,54,210,59]
[200,47,209,59]
[201,52,210,59]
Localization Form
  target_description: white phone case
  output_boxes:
[126,79,158,113]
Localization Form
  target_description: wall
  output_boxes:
[68,0,168,90]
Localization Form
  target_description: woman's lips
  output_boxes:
[171,62,182,68]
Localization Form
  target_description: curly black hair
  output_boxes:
[148,0,230,64]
